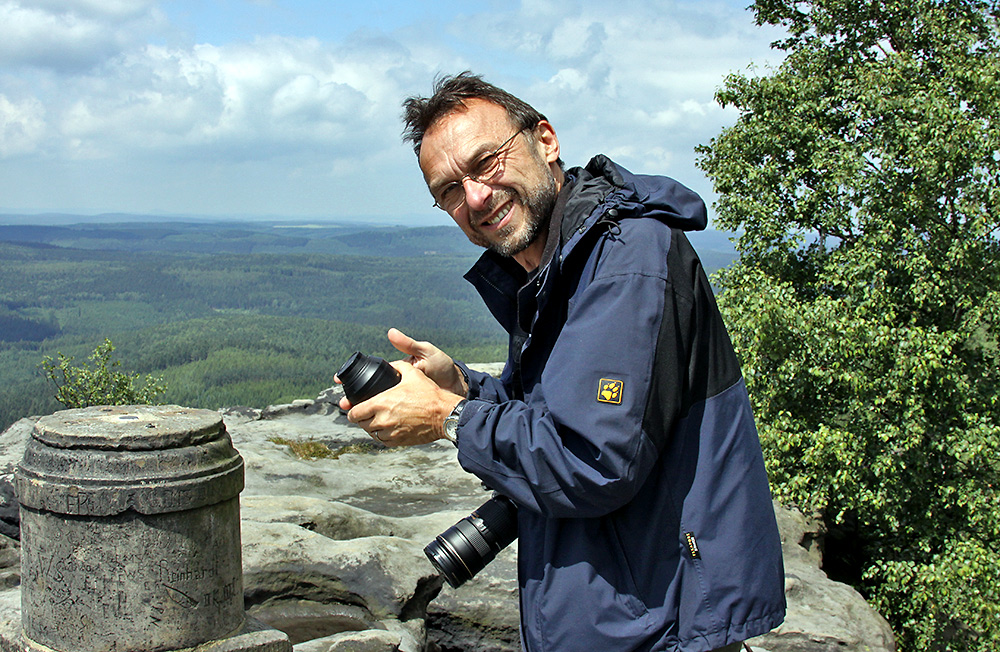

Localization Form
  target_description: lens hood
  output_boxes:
[337,352,401,404]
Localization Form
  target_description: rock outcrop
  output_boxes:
[0,369,895,652]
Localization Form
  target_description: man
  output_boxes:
[342,72,785,652]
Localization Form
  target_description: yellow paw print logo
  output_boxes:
[597,378,624,405]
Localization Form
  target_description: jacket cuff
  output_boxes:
[453,359,502,401]
[453,397,491,452]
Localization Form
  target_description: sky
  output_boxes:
[0,0,787,226]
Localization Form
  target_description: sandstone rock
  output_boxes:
[0,418,36,540]
[0,537,16,576]
[241,521,440,621]
[0,589,20,650]
[0,481,16,543]
[293,628,405,652]
[747,506,897,652]
[0,374,896,652]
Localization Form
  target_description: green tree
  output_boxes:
[40,338,166,408]
[696,1,1000,649]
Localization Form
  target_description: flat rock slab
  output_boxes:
[0,373,895,652]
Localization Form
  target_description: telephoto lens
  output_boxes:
[424,494,519,588]
[337,352,401,404]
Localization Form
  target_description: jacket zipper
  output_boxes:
[685,532,701,559]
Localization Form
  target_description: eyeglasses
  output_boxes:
[432,128,526,213]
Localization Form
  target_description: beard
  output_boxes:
[467,171,558,258]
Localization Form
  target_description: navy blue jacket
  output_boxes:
[454,156,785,652]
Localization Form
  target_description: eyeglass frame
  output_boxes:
[431,126,532,213]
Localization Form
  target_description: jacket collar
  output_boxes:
[463,155,708,333]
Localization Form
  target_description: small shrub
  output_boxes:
[39,338,166,408]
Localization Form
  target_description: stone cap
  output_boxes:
[15,405,244,516]
[31,405,225,451]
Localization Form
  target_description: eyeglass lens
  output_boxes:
[435,130,522,212]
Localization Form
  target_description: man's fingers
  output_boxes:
[388,327,437,360]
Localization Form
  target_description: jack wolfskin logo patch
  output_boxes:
[597,378,624,404]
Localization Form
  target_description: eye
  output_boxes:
[471,152,501,180]
[438,183,464,209]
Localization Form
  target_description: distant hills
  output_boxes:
[0,214,737,269]
[0,219,481,258]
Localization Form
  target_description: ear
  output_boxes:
[532,120,560,165]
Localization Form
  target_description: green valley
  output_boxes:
[0,217,735,431]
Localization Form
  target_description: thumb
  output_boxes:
[388,328,434,359]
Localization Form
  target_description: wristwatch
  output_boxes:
[443,399,467,445]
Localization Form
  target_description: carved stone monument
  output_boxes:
[12,405,290,652]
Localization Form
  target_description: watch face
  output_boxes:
[444,417,458,442]
[444,400,466,443]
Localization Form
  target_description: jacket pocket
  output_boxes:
[606,517,650,621]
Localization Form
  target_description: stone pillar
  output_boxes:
[13,405,290,652]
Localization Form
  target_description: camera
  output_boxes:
[337,352,401,404]
[424,493,519,588]
[337,352,519,588]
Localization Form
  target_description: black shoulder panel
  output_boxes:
[642,230,744,450]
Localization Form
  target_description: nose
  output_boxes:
[462,177,493,212]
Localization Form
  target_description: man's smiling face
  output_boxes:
[419,98,563,271]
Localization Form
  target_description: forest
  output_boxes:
[0,216,738,432]
[0,220,498,431]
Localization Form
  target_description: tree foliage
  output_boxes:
[696,1,1000,649]
[39,339,166,408]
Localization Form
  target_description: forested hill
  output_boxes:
[0,216,738,266]
[0,220,479,257]
[0,217,736,431]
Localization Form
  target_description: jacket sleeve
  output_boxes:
[455,220,678,518]
[454,360,510,403]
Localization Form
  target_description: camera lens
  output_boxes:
[424,495,518,588]
[337,352,401,404]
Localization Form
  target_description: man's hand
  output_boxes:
[388,328,468,396]
[340,360,463,447]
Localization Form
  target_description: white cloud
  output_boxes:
[0,94,46,156]
[548,16,606,61]
[464,0,787,197]
[30,0,156,20]
[8,32,420,162]
[0,0,786,219]
[549,68,589,93]
[0,0,164,71]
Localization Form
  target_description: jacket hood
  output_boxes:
[566,154,708,235]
